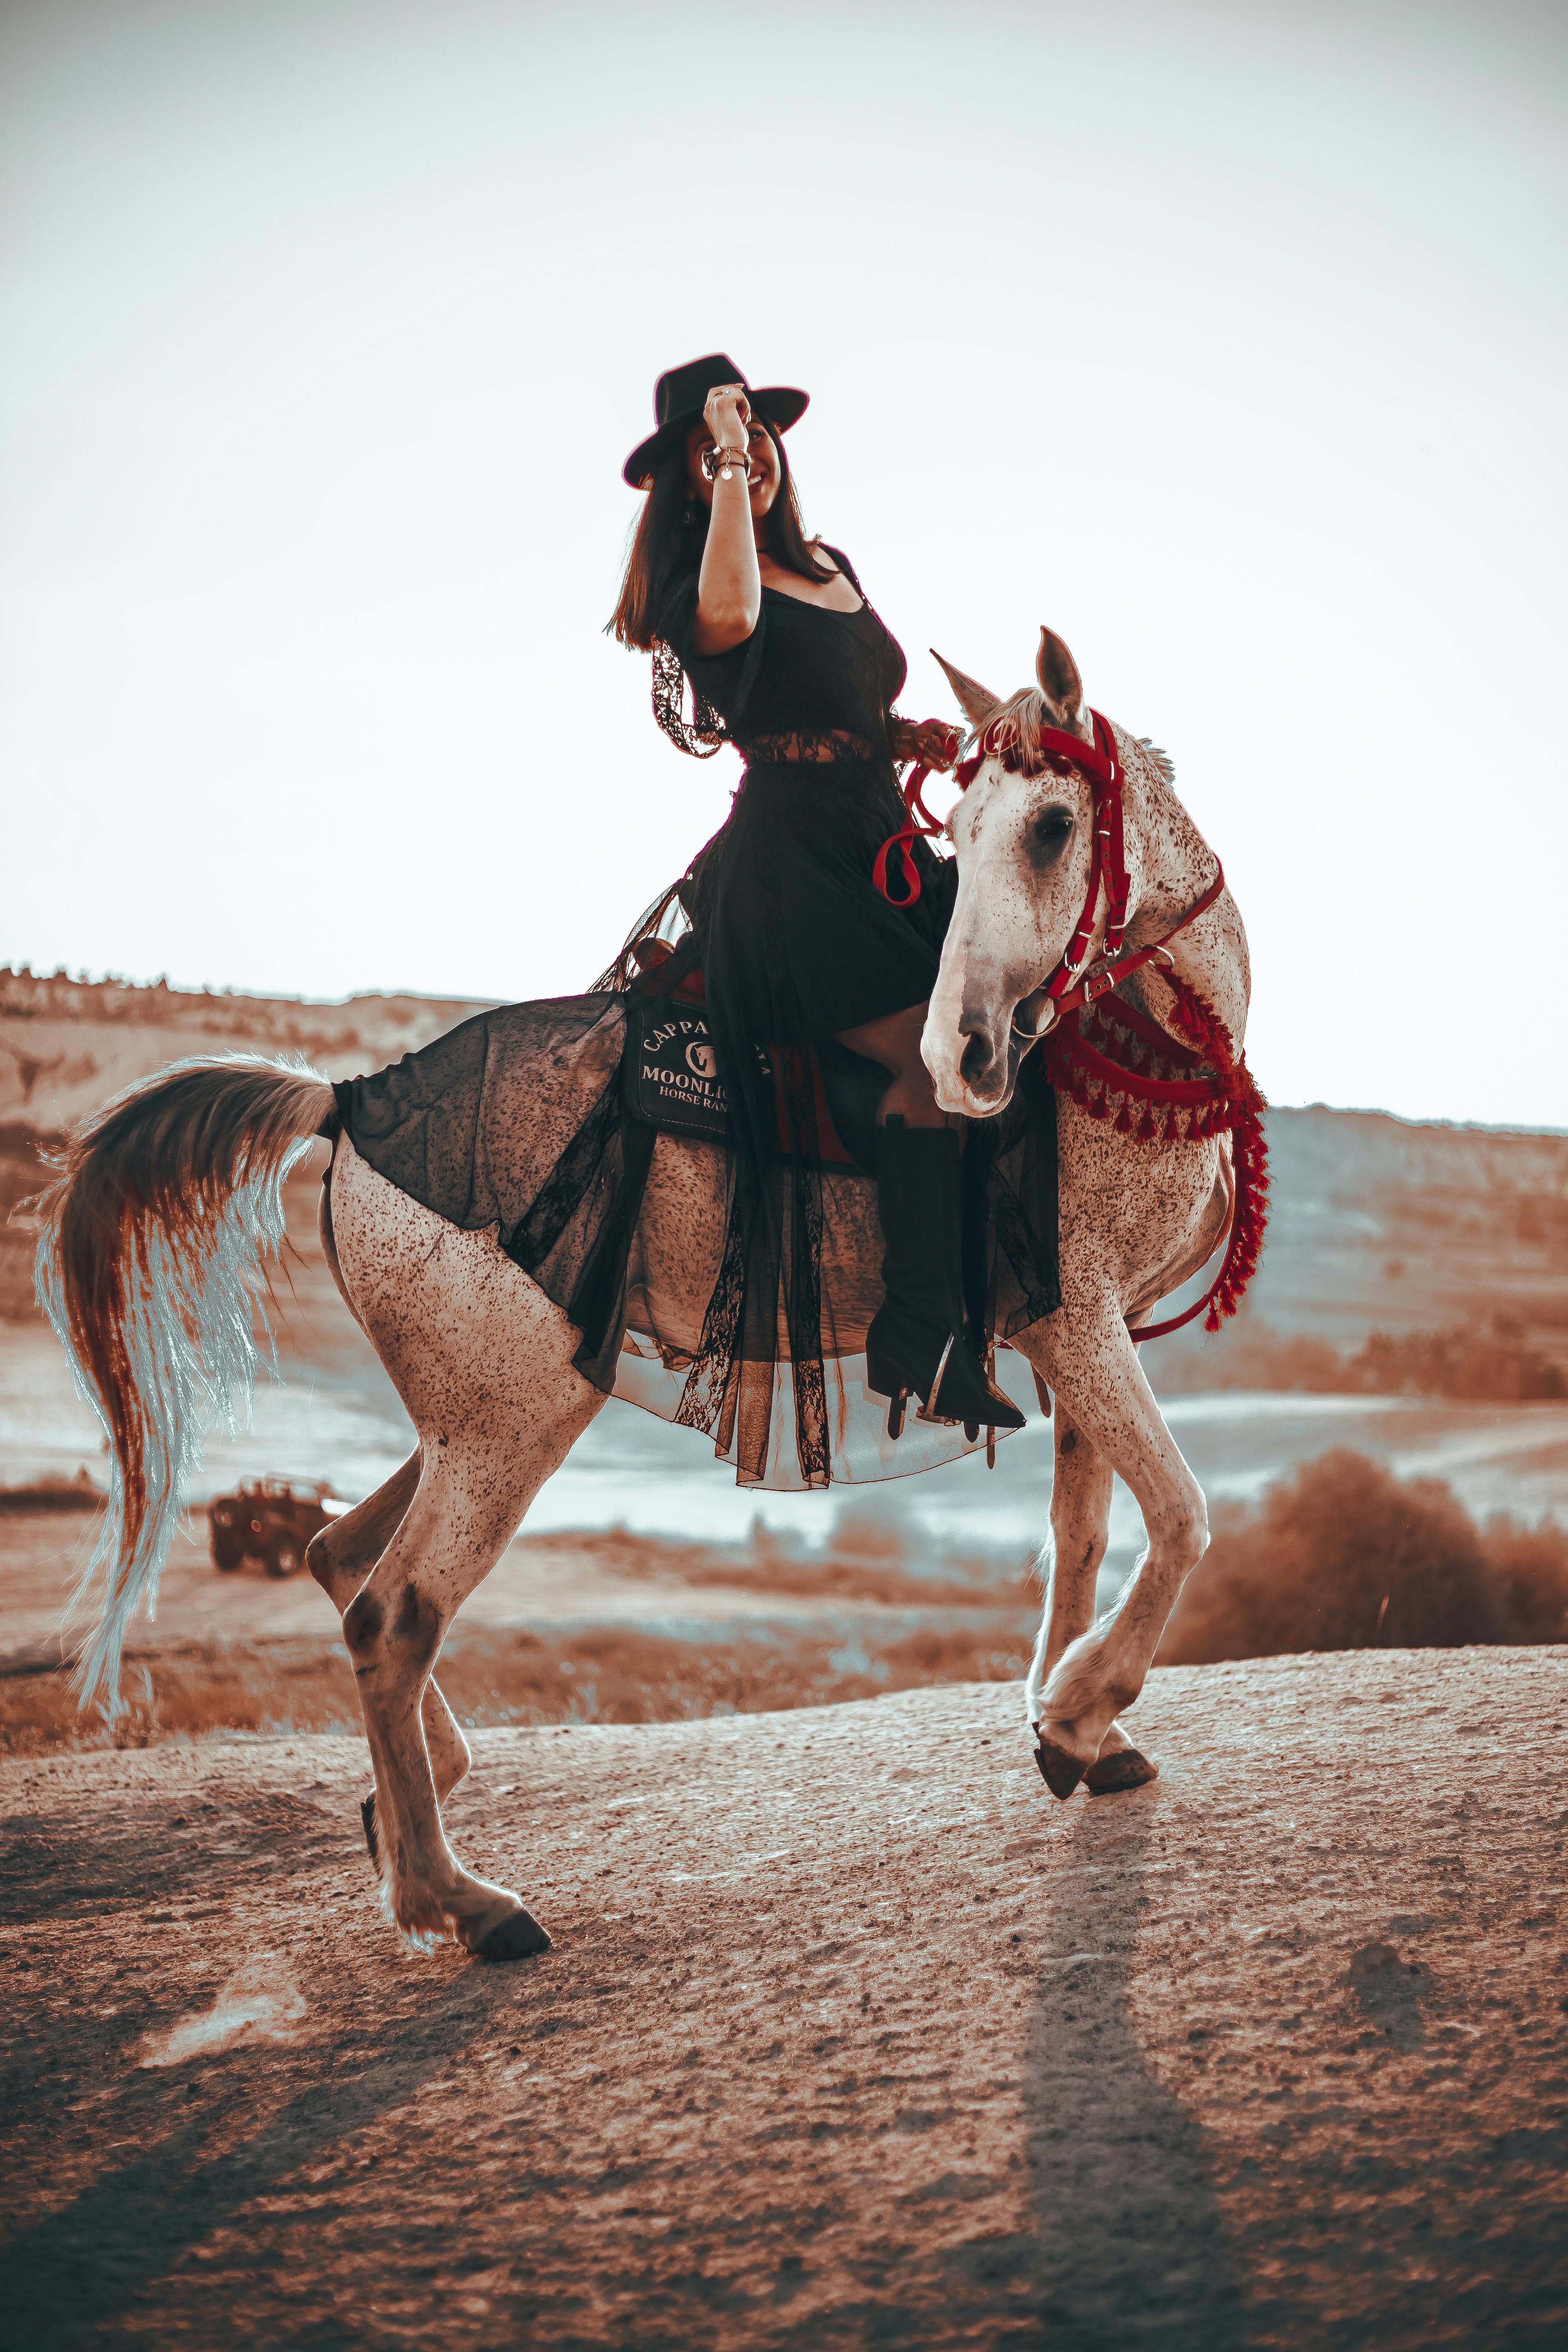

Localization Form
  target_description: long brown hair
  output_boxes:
[608,419,832,652]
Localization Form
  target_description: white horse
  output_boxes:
[35,624,1251,1962]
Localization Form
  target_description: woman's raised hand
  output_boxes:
[891,717,962,773]
[702,382,751,455]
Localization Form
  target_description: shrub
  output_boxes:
[1157,1449,1568,1663]
[1481,1517,1568,1644]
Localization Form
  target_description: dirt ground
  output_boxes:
[2,1648,1567,2350]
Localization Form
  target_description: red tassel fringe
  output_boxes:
[1043,968,1271,1335]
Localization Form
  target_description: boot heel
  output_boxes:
[915,1334,958,1426]
[867,1345,910,1440]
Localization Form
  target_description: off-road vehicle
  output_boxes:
[207,1477,343,1577]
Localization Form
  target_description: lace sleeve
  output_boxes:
[653,573,766,758]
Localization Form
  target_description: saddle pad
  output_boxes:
[624,998,732,1142]
[621,991,869,1170]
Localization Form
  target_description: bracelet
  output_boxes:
[701,444,751,483]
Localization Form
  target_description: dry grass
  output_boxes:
[534,1518,1032,1611]
[0,1617,1038,1757]
[7,1455,1565,1754]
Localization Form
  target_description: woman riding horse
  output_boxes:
[610,353,1026,1467]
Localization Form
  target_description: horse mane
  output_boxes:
[970,690,1179,793]
[970,688,1094,768]
[972,687,1047,764]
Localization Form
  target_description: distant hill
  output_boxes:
[0,967,495,1131]
[1145,1102,1568,1384]
[3,970,1565,1375]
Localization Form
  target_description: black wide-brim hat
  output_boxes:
[622,352,809,488]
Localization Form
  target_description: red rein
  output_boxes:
[876,704,1268,1343]
[870,742,958,907]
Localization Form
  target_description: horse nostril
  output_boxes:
[960,1032,994,1084]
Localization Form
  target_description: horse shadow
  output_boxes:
[0,1785,537,2350]
[0,1950,530,2352]
[0,1786,342,1926]
[1020,1788,1250,2351]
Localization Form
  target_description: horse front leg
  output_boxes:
[1020,1397,1161,1797]
[1024,1292,1208,1798]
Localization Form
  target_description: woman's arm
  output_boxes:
[692,384,761,655]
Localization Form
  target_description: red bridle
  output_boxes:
[876,706,1225,1036]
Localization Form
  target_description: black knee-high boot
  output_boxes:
[865,1118,1026,1436]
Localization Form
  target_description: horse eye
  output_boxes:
[1029,806,1074,866]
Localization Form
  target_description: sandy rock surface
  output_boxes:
[2,1648,1566,2349]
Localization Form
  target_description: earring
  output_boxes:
[683,501,696,525]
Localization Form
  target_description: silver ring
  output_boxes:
[1012,1000,1059,1042]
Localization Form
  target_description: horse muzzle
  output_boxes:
[924,1004,1018,1118]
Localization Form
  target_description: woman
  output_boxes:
[610,352,1025,1467]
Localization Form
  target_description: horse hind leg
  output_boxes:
[311,1162,473,1854]
[325,1139,606,1959]
[304,1453,474,1867]
[344,1400,601,1961]
[1021,1398,1158,1800]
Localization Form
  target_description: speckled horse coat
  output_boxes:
[36,624,1245,1964]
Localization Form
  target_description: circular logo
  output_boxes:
[685,1041,718,1081]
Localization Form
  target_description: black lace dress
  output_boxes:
[649,550,961,1482]
[668,549,952,1033]
[334,549,1060,1490]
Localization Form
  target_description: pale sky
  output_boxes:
[2,0,1564,1124]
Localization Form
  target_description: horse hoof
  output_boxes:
[1034,1738,1086,1800]
[361,1791,378,1867]
[476,1907,552,1963]
[1084,1747,1159,1795]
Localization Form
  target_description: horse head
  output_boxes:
[923,626,1109,1118]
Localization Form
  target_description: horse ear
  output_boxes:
[1036,628,1084,727]
[931,650,1003,731]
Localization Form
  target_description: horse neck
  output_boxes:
[1117,730,1250,1055]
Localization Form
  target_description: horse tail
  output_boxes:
[31,1054,337,1710]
